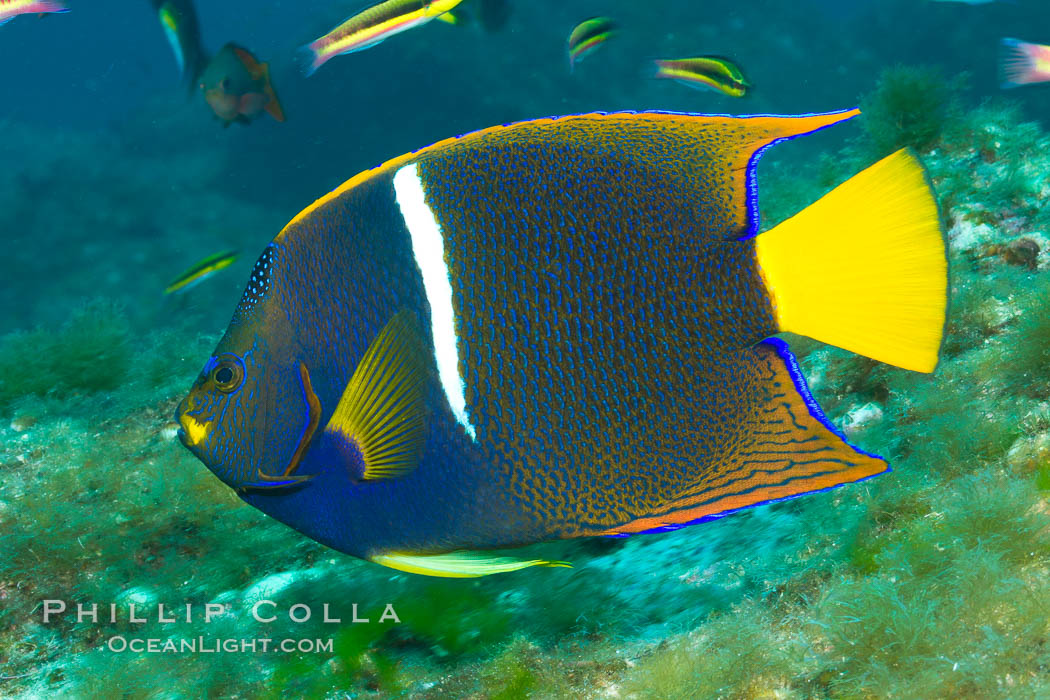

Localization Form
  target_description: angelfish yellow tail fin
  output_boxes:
[756,149,947,373]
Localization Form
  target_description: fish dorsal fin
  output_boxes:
[324,310,426,480]
[371,552,572,578]
[233,46,260,72]
[602,339,888,536]
[278,110,862,243]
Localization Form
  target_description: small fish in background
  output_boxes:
[567,17,616,73]
[176,109,947,578]
[0,0,68,26]
[165,250,238,295]
[654,56,751,97]
[199,43,285,126]
[300,0,465,76]
[150,0,208,92]
[1000,38,1050,88]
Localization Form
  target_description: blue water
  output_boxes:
[2,0,1038,203]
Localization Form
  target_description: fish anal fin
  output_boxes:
[324,310,426,481]
[603,339,887,536]
[371,552,572,578]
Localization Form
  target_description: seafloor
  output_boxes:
[2,62,1048,697]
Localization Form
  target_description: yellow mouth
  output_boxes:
[179,413,210,446]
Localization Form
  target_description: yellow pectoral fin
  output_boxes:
[324,310,427,480]
[371,552,572,578]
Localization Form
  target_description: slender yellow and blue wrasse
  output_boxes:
[655,56,751,97]
[176,109,948,577]
[165,250,238,295]
[567,17,617,72]
[151,0,207,91]
[300,0,464,76]
[0,0,67,26]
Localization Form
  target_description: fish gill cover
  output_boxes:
[1,0,1049,697]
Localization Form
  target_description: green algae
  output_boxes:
[1001,273,1050,398]
[480,638,552,700]
[623,604,803,700]
[859,64,963,158]
[3,66,1050,699]
[0,301,131,410]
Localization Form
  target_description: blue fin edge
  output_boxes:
[605,338,888,537]
[349,108,861,203]
[761,337,885,461]
[737,109,861,240]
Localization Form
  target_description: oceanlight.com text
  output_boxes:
[106,636,334,654]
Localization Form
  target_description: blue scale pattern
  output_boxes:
[412,114,781,536]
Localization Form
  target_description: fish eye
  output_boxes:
[210,360,244,393]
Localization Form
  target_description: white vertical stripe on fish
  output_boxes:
[393,163,477,441]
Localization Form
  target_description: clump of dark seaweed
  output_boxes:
[859,65,963,158]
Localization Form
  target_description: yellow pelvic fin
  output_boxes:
[371,552,572,578]
[435,11,460,25]
[324,310,426,480]
[755,149,947,373]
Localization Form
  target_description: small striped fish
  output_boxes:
[165,250,238,294]
[300,0,463,76]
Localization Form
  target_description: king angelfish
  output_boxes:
[176,109,947,577]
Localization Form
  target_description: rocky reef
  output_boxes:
[2,67,1049,698]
